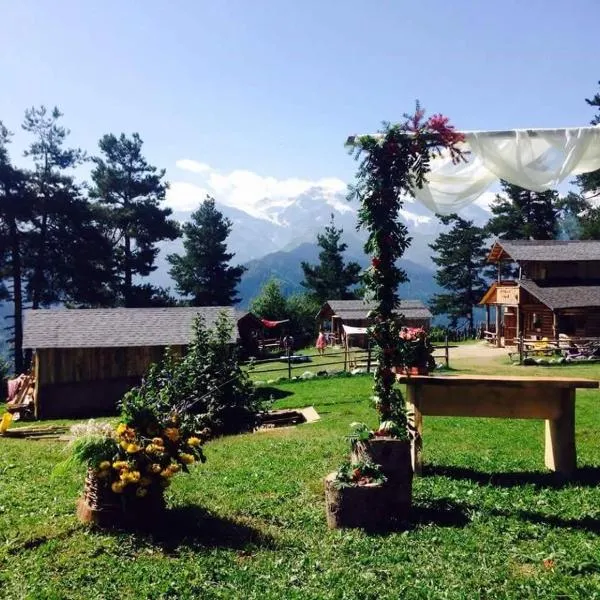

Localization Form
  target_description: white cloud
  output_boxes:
[167,160,350,222]
[399,209,432,227]
[175,159,212,174]
[166,181,210,212]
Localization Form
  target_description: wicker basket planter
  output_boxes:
[76,469,166,529]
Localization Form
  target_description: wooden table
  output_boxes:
[396,374,599,478]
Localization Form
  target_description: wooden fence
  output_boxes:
[243,340,455,380]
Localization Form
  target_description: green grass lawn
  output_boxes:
[2,358,600,598]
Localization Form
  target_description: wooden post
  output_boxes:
[288,352,292,379]
[444,333,449,368]
[496,304,502,348]
[485,305,490,332]
[544,389,576,477]
[519,334,524,364]
[406,382,423,475]
[33,352,40,419]
[552,311,558,342]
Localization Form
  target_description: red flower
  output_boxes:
[426,113,465,146]
[371,257,381,269]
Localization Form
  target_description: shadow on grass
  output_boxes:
[109,505,277,554]
[423,464,600,489]
[363,499,471,536]
[489,506,600,535]
[254,387,294,402]
[410,498,471,528]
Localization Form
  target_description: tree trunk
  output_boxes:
[9,217,23,373]
[124,234,132,307]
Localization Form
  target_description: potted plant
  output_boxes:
[324,106,464,528]
[397,327,436,375]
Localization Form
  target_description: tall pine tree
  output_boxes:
[22,106,112,309]
[429,214,490,329]
[90,133,180,307]
[0,122,31,372]
[167,196,246,305]
[486,180,558,240]
[300,214,362,303]
[576,80,600,201]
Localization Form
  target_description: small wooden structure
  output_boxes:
[480,240,600,346]
[399,374,600,478]
[23,307,261,419]
[317,299,432,347]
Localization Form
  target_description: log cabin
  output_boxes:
[479,240,600,346]
[22,307,262,419]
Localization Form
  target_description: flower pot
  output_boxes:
[407,366,429,375]
[76,469,165,529]
[324,472,408,529]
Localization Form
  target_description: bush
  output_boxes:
[121,312,262,438]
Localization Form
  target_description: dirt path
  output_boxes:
[446,341,510,366]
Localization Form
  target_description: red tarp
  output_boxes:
[261,319,290,328]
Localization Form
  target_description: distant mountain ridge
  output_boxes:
[236,241,439,308]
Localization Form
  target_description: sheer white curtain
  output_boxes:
[411,126,600,214]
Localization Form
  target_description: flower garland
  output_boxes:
[347,105,464,437]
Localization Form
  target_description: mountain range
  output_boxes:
[154,185,493,308]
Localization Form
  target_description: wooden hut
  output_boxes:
[316,299,432,347]
[23,307,259,419]
[479,240,600,345]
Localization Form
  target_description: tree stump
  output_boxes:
[351,437,413,485]
[324,472,411,529]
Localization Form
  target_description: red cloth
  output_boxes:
[261,319,289,328]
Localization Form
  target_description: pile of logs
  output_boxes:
[6,372,36,420]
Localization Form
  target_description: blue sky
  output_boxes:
[1,0,598,216]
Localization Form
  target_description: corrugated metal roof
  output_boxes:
[490,240,600,263]
[519,280,600,310]
[23,307,239,349]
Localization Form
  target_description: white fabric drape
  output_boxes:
[410,126,600,215]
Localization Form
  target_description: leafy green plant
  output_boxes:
[347,106,464,438]
[334,458,387,488]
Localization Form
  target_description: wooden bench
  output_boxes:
[396,374,599,478]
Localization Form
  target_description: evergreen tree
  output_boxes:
[429,214,490,329]
[249,278,288,320]
[0,122,31,372]
[90,133,180,307]
[300,214,362,303]
[486,180,558,240]
[576,80,600,200]
[167,196,245,305]
[22,106,112,309]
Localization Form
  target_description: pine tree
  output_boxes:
[486,181,558,240]
[167,196,246,305]
[429,214,490,329]
[249,278,288,320]
[22,106,112,309]
[0,122,31,372]
[576,80,600,200]
[90,133,180,307]
[300,214,362,303]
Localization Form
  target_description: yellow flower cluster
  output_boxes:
[96,421,204,498]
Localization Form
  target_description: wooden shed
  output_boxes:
[316,299,432,346]
[23,306,257,419]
